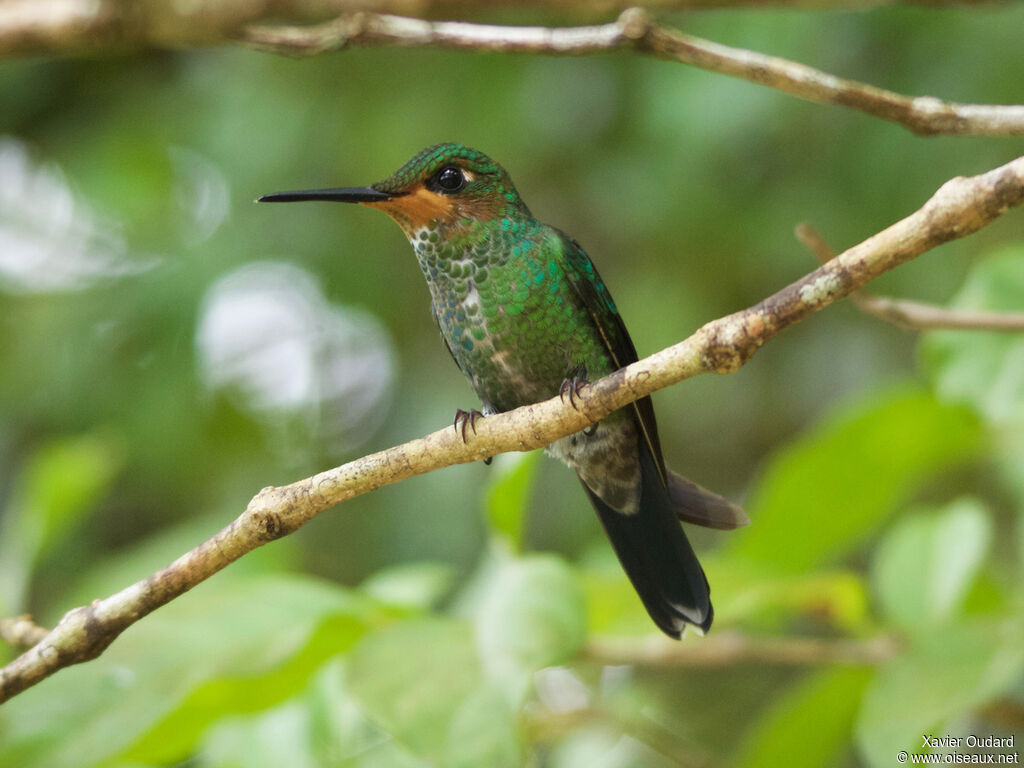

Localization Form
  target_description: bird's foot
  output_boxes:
[560,364,599,437]
[559,363,590,412]
[453,408,492,464]
[454,408,484,440]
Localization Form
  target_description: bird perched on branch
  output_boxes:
[260,143,747,638]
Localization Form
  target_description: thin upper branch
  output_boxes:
[243,9,1021,137]
[2,154,1022,705]
[2,4,1024,136]
[796,223,1024,332]
[0,0,1010,61]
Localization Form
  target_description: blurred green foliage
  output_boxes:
[1,4,1023,766]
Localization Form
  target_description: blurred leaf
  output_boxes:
[0,431,123,612]
[485,451,542,551]
[725,385,982,574]
[922,246,1024,425]
[734,666,874,768]
[579,560,652,637]
[198,659,430,768]
[474,553,587,700]
[709,557,870,631]
[199,701,319,768]
[584,545,871,635]
[856,616,1024,768]
[443,684,523,768]
[347,618,521,768]
[0,574,373,768]
[121,614,368,763]
[360,561,456,610]
[872,498,991,633]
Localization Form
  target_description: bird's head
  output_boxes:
[259,143,530,238]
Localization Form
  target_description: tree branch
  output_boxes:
[586,631,900,667]
[1,0,1012,61]
[2,155,1023,705]
[796,223,1024,332]
[0,615,49,649]
[3,4,1023,136]
[239,9,1024,137]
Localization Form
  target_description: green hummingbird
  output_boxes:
[259,143,747,638]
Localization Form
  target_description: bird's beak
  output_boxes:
[256,186,394,204]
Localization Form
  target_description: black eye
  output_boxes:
[434,166,466,194]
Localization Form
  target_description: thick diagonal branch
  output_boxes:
[1,155,1022,705]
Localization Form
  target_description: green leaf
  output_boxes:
[922,245,1024,425]
[197,660,430,768]
[443,684,522,768]
[856,617,1024,768]
[0,574,372,768]
[0,431,124,611]
[708,556,870,631]
[734,666,874,768]
[360,561,456,610]
[120,614,369,763]
[872,498,991,633]
[347,618,521,768]
[578,547,654,637]
[474,553,587,699]
[724,385,981,574]
[485,451,542,551]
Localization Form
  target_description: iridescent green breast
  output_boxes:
[409,220,616,413]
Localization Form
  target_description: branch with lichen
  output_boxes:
[1,154,1022,705]
[1,3,1023,136]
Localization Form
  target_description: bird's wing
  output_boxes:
[556,231,669,487]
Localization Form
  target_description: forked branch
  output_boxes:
[796,223,1024,332]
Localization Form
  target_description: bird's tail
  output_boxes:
[581,439,714,638]
[667,471,749,531]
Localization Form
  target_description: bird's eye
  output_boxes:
[434,166,466,194]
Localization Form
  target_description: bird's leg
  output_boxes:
[453,408,492,464]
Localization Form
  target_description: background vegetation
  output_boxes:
[1,4,1023,765]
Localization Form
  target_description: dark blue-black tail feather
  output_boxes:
[581,439,713,638]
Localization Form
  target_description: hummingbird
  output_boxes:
[259,143,747,638]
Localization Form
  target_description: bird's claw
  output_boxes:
[454,408,493,464]
[453,408,485,442]
[559,363,590,412]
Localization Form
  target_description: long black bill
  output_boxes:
[256,186,392,204]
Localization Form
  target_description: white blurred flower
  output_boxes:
[170,146,229,245]
[0,137,157,293]
[196,261,396,454]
